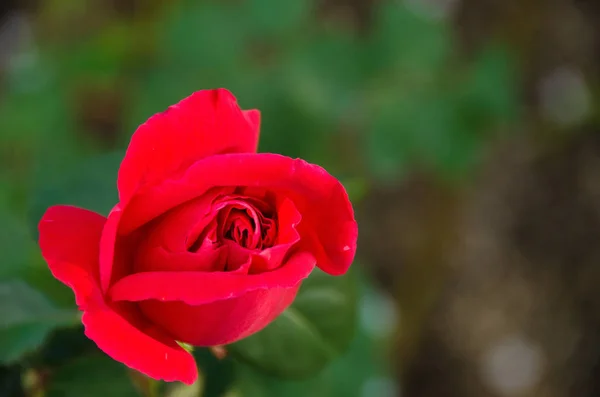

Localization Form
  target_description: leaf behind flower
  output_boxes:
[228,267,358,379]
[0,280,79,363]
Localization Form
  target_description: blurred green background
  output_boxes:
[3,0,600,396]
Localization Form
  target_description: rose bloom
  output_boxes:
[38,89,357,384]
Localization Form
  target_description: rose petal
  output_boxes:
[133,188,231,273]
[38,205,106,308]
[120,153,357,276]
[142,187,232,253]
[138,285,298,346]
[109,251,316,305]
[98,205,127,292]
[83,300,198,385]
[38,206,198,384]
[135,246,226,273]
[118,89,260,202]
[251,197,302,273]
[243,109,261,139]
[222,240,253,271]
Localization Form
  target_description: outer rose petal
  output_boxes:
[109,251,316,305]
[38,206,198,384]
[119,154,357,275]
[99,205,122,292]
[138,286,299,346]
[118,89,260,202]
[83,300,198,384]
[243,109,261,137]
[38,206,106,308]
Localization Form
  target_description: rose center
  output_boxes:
[185,196,279,258]
[222,208,256,248]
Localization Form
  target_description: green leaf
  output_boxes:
[233,334,380,397]
[28,150,123,238]
[0,280,78,363]
[46,353,141,397]
[232,273,392,397]
[38,326,97,367]
[191,349,236,397]
[229,268,358,379]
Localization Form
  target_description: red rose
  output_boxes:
[38,89,357,384]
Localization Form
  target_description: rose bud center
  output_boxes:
[136,188,292,276]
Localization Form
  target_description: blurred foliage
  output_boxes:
[237,279,389,397]
[0,280,77,364]
[29,150,123,235]
[0,0,519,396]
[229,267,358,379]
[45,353,142,397]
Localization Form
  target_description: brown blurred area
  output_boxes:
[358,0,600,396]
